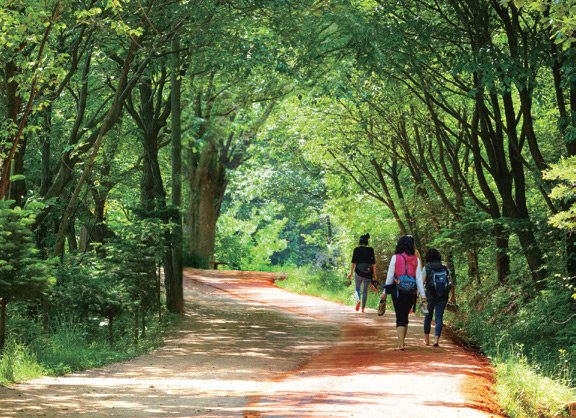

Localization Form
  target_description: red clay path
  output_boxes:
[0,269,504,417]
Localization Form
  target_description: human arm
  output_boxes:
[385,255,396,286]
[348,248,357,279]
[416,259,426,301]
[348,263,356,279]
[370,247,377,281]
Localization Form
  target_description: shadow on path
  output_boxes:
[0,269,502,417]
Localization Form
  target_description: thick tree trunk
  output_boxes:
[467,248,480,285]
[186,145,226,268]
[494,223,511,282]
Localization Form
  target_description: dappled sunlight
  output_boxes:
[0,269,501,417]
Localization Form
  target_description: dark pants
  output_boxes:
[424,297,448,337]
[391,292,417,327]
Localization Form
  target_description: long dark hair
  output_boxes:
[359,233,370,246]
[394,236,415,255]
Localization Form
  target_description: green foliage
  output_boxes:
[30,316,164,376]
[216,200,288,270]
[450,273,575,384]
[0,201,54,302]
[275,264,382,309]
[0,339,44,384]
[52,215,166,346]
[494,346,575,417]
[544,156,576,231]
[0,314,168,384]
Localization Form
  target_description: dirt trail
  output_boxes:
[0,269,503,417]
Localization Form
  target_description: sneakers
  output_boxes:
[377,301,386,316]
[355,301,361,311]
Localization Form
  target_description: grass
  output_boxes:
[494,347,575,417]
[0,340,44,384]
[0,314,171,384]
[273,264,383,309]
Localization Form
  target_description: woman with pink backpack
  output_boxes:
[378,236,426,350]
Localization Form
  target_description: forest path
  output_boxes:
[0,269,503,417]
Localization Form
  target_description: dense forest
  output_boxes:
[1,0,575,415]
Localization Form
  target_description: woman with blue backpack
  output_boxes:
[378,236,426,350]
[422,248,456,347]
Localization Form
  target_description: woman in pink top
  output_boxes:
[378,236,426,350]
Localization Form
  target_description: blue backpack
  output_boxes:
[395,255,416,296]
[427,266,451,297]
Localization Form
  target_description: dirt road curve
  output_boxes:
[0,269,503,417]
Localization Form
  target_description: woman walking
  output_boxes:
[378,236,425,350]
[348,233,376,313]
[422,248,456,347]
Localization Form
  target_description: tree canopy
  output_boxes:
[0,0,574,403]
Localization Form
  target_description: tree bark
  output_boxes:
[170,38,184,313]
[0,298,6,352]
[52,37,147,257]
[186,144,226,267]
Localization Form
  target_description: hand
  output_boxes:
[449,296,456,303]
[347,273,353,279]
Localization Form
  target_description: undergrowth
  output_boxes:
[494,346,575,417]
[273,264,382,309]
[0,314,172,385]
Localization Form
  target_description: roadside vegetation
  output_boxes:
[274,264,575,418]
[1,1,575,417]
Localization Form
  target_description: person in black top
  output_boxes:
[347,233,377,313]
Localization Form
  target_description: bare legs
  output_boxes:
[396,326,407,350]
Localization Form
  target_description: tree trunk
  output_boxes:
[0,5,57,201]
[170,39,184,313]
[471,96,511,281]
[186,144,226,268]
[134,309,139,345]
[141,308,146,338]
[67,216,77,251]
[0,298,6,352]
[467,248,480,285]
[11,138,27,206]
[156,264,162,320]
[494,223,511,282]
[108,312,114,347]
[52,37,143,258]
